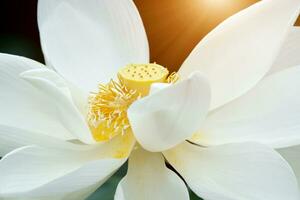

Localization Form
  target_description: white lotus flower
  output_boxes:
[0,0,300,199]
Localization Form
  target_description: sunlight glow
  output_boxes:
[203,0,235,9]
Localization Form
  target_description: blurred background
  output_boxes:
[1,0,299,72]
[0,0,299,199]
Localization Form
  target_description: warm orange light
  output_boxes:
[203,0,235,9]
[206,0,229,3]
[134,0,260,72]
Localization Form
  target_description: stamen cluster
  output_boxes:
[167,72,180,83]
[88,78,141,141]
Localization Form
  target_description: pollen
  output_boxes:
[88,63,179,142]
[88,78,140,142]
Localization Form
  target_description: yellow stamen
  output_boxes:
[167,72,180,83]
[88,63,179,142]
[88,78,139,142]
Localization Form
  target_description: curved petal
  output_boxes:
[66,81,89,117]
[269,27,300,75]
[38,0,149,91]
[278,145,300,189]
[0,53,76,141]
[192,66,300,148]
[0,132,135,199]
[114,147,189,200]
[164,142,300,200]
[0,125,85,157]
[127,72,210,152]
[21,68,94,144]
[179,0,300,110]
[149,83,170,94]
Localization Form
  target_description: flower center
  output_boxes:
[118,63,169,96]
[88,63,178,142]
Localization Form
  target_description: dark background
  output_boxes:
[0,1,43,62]
[0,1,299,199]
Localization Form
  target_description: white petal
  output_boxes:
[269,27,300,75]
[114,147,189,200]
[149,83,170,94]
[38,0,149,91]
[0,53,75,141]
[0,133,135,199]
[0,146,121,200]
[127,72,210,152]
[192,66,300,148]
[0,125,86,156]
[164,142,300,200]
[21,68,94,144]
[278,145,300,189]
[66,81,89,117]
[179,0,300,110]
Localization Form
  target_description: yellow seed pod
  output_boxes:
[118,63,169,96]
